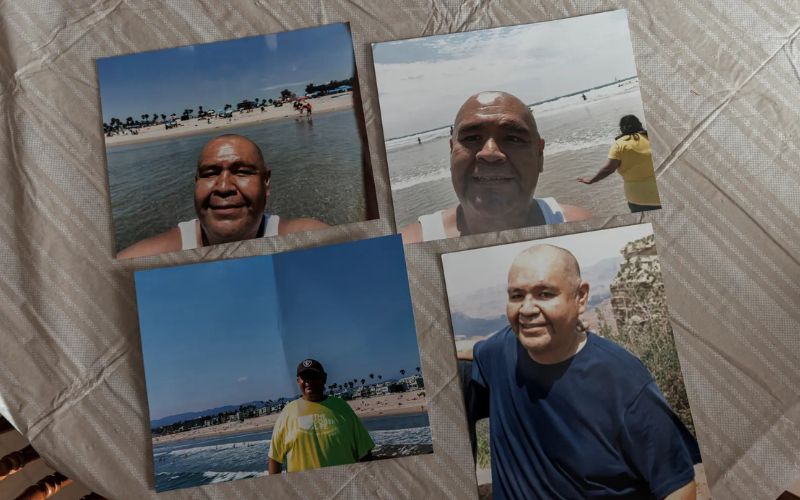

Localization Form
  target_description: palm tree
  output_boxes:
[416,367,421,374]
[400,369,406,377]
[361,378,366,386]
[378,375,382,381]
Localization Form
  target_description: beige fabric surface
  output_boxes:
[0,1,798,498]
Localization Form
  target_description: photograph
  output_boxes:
[373,10,662,243]
[441,224,708,499]
[98,23,375,258]
[134,235,430,492]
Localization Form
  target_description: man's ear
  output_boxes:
[264,171,272,199]
[576,281,590,314]
[538,138,545,172]
[449,137,453,153]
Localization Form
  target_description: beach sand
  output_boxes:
[152,391,427,445]
[106,93,354,148]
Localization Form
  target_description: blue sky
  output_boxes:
[373,9,638,138]
[274,235,420,390]
[97,23,354,122]
[135,235,421,421]
[135,256,288,420]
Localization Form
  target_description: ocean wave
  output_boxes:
[386,129,451,152]
[389,134,610,192]
[545,136,612,156]
[164,439,269,457]
[202,470,267,483]
[391,166,451,190]
[370,426,432,446]
[385,78,640,153]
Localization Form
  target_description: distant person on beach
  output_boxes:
[268,359,374,474]
[117,134,328,258]
[577,115,662,212]
[459,244,700,499]
[400,91,591,243]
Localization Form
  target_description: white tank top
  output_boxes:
[178,214,280,250]
[417,198,565,242]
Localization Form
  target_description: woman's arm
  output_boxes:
[577,158,621,184]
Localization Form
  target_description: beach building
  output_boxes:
[398,375,424,390]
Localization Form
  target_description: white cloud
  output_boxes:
[264,34,278,51]
[442,223,654,295]
[237,376,249,383]
[374,10,637,138]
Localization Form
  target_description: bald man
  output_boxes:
[117,134,327,258]
[467,244,700,499]
[401,92,591,243]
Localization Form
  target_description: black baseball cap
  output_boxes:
[297,358,326,376]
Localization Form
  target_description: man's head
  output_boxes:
[194,134,270,245]
[296,358,327,402]
[450,91,545,225]
[506,244,589,364]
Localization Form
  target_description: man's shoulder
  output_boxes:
[116,226,183,259]
[400,205,457,243]
[474,326,514,360]
[559,202,592,222]
[324,396,355,413]
[276,399,301,417]
[278,217,329,235]
[585,333,653,383]
[400,221,423,244]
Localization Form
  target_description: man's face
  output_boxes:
[506,248,588,361]
[450,92,544,220]
[194,136,270,244]
[297,371,326,402]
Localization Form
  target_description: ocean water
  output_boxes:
[387,80,648,228]
[107,109,366,252]
[152,412,431,492]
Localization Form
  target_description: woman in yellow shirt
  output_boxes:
[577,115,661,212]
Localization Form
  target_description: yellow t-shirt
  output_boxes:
[268,397,374,472]
[608,134,661,206]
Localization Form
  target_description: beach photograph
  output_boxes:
[441,224,708,499]
[97,23,374,257]
[134,235,429,492]
[373,10,662,236]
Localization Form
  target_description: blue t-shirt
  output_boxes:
[472,327,700,500]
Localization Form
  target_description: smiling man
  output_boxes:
[117,134,327,258]
[468,244,700,499]
[401,92,591,243]
[268,359,374,474]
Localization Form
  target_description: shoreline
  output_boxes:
[152,391,427,446]
[105,93,354,148]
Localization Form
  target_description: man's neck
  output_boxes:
[200,215,265,247]
[458,201,542,235]
[527,330,588,365]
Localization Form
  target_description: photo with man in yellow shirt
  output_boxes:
[268,359,375,473]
